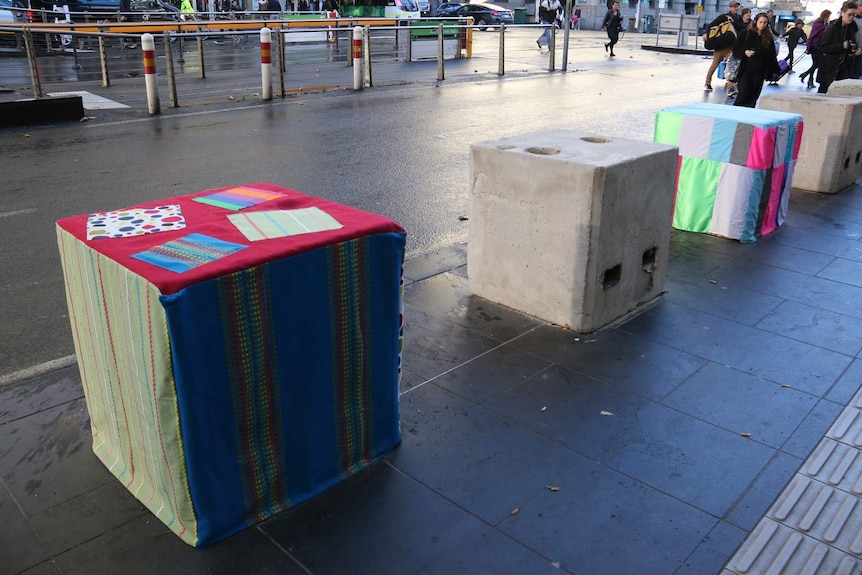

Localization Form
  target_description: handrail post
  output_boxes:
[98,35,110,87]
[437,22,444,81]
[164,30,179,107]
[548,23,555,71]
[196,34,206,78]
[497,22,504,75]
[364,24,372,87]
[24,28,43,98]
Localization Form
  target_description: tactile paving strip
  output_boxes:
[724,386,862,574]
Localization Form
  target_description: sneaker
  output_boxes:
[604,42,609,52]
[727,88,737,97]
[704,83,713,91]
[537,40,542,49]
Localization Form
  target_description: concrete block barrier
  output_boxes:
[760,92,862,194]
[828,79,862,97]
[467,130,677,333]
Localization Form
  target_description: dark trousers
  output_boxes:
[733,71,764,108]
[606,30,619,54]
[800,52,820,83]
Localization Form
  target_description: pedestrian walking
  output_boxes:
[703,0,743,90]
[602,0,624,57]
[799,10,831,88]
[817,2,861,93]
[781,19,807,70]
[573,6,581,30]
[725,7,751,96]
[536,0,561,51]
[733,12,781,107]
[852,1,862,78]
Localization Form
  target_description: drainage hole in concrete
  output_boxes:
[581,137,611,144]
[603,264,621,289]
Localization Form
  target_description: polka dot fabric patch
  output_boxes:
[87,205,186,240]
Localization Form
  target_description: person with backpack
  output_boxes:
[799,10,831,88]
[601,0,624,57]
[536,0,562,51]
[703,0,743,90]
[817,1,861,93]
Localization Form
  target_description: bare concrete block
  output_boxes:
[468,130,677,333]
[829,79,862,97]
[759,92,862,194]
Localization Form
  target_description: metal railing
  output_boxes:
[0,18,585,109]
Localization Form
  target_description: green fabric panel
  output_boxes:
[56,227,199,546]
[672,157,721,233]
[654,111,684,146]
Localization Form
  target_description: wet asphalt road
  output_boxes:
[0,28,816,378]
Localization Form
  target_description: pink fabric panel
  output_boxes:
[792,122,804,159]
[746,127,777,170]
[762,163,786,236]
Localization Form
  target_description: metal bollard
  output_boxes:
[260,27,272,101]
[352,25,363,90]
[497,22,504,76]
[437,23,444,81]
[142,33,160,114]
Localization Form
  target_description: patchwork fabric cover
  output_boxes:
[654,103,804,242]
[56,183,406,547]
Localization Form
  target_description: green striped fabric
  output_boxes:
[57,225,200,546]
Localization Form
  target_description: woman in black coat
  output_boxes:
[817,3,862,94]
[732,12,780,107]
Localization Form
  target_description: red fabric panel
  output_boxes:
[56,183,405,295]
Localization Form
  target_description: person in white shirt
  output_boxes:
[536,0,562,51]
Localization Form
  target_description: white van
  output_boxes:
[384,0,419,18]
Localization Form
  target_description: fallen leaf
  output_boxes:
[709,279,717,284]
[551,562,561,568]
[741,432,751,437]
[458,215,469,221]
[600,411,614,416]
[781,384,790,388]
[540,406,547,412]
[510,507,520,515]
[23,133,30,137]
[546,485,560,492]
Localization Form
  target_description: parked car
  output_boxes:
[27,0,123,22]
[434,1,462,16]
[0,0,27,21]
[435,2,512,30]
[0,0,26,49]
[416,0,429,16]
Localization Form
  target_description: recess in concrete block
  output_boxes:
[603,264,622,289]
[642,246,657,273]
[525,146,560,155]
[581,137,612,144]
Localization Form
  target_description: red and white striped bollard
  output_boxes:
[352,26,363,91]
[142,33,160,115]
[260,27,272,101]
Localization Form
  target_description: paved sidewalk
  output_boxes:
[3,180,862,574]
